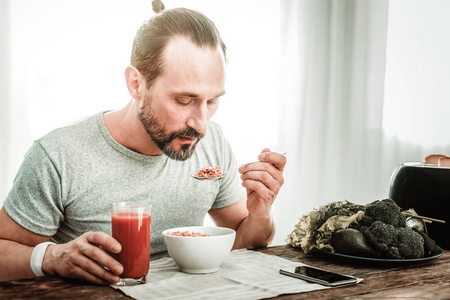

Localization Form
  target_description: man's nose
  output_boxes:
[187,104,208,134]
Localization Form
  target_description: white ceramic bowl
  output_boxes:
[162,226,236,274]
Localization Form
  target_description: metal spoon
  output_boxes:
[191,151,286,181]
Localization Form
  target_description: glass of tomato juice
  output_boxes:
[111,201,151,286]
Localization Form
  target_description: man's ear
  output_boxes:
[124,66,145,100]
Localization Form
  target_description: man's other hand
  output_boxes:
[238,148,286,218]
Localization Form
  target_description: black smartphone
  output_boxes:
[279,265,358,287]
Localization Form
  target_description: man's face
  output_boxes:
[138,102,205,161]
[138,37,226,161]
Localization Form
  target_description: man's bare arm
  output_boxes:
[208,149,285,249]
[0,207,123,284]
[209,197,275,249]
[0,207,51,281]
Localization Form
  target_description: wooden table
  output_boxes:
[1,244,449,299]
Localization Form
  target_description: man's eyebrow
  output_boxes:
[172,91,226,98]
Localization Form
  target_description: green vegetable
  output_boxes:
[331,228,382,258]
[285,200,365,253]
[286,199,437,259]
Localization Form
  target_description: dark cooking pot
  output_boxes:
[389,162,450,249]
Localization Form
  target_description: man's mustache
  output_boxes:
[166,127,205,142]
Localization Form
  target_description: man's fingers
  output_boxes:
[80,243,123,276]
[242,179,275,197]
[261,147,271,154]
[85,231,121,254]
[75,254,121,283]
[79,233,123,276]
[69,264,113,285]
[239,161,283,182]
[241,170,277,190]
[257,150,287,172]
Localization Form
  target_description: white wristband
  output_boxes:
[30,241,56,277]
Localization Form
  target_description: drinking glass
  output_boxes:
[111,201,151,286]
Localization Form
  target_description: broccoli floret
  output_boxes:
[362,221,425,259]
[360,199,406,228]
[396,227,424,259]
[361,221,397,253]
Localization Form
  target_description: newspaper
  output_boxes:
[114,249,360,300]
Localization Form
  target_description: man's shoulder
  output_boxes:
[39,113,100,145]
[35,112,103,159]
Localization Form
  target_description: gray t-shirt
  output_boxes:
[4,112,245,254]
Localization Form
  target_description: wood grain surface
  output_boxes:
[0,245,448,300]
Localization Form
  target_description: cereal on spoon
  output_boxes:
[194,166,223,178]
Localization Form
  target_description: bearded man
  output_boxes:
[0,7,286,285]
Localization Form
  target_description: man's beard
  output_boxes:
[138,105,205,161]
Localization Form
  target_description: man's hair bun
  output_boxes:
[152,0,165,13]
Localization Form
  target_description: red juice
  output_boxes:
[112,212,151,279]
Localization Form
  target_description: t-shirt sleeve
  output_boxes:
[210,126,246,209]
[4,141,64,236]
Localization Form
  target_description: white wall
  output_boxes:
[383,0,450,148]
[1,0,280,206]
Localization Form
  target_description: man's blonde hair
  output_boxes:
[131,8,227,88]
